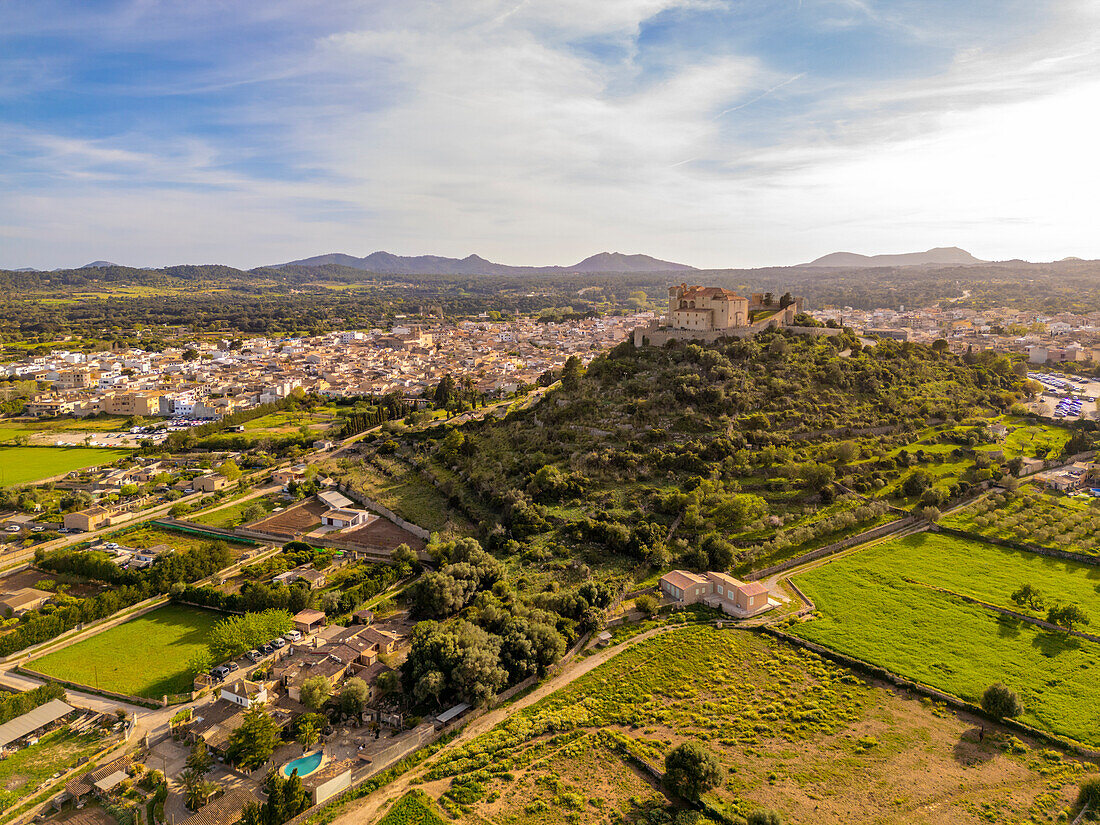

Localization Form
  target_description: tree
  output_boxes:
[183,348,199,362]
[560,356,584,392]
[218,460,241,481]
[300,675,331,711]
[340,678,371,714]
[414,670,445,706]
[931,338,949,354]
[186,650,213,678]
[634,594,658,616]
[981,682,1022,719]
[376,670,400,697]
[778,292,794,308]
[434,374,457,406]
[664,742,722,800]
[180,767,219,810]
[1079,776,1100,809]
[185,740,214,776]
[1047,603,1090,631]
[296,716,320,751]
[226,704,281,769]
[1010,583,1044,611]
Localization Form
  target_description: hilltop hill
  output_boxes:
[339,332,1026,576]
[280,250,695,274]
[804,247,983,268]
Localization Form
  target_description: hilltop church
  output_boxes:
[633,283,825,347]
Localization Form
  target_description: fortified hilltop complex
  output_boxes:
[633,283,838,346]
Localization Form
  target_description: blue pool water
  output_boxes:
[282,750,323,778]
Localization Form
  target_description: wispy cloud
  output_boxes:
[1,0,1098,268]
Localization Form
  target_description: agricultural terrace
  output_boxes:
[29,603,221,698]
[791,532,1100,746]
[324,454,474,535]
[940,485,1100,556]
[422,625,1090,825]
[864,417,1073,503]
[0,446,131,487]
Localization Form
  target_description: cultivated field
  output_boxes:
[421,625,1092,824]
[113,524,252,555]
[940,486,1100,556]
[29,604,221,698]
[0,446,131,487]
[792,532,1100,746]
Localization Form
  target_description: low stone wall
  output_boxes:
[761,625,1100,760]
[744,516,919,581]
[932,525,1100,567]
[16,664,160,708]
[633,321,842,348]
[337,483,430,541]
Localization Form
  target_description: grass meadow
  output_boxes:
[791,533,1100,747]
[0,446,131,487]
[30,603,221,698]
[422,625,1090,824]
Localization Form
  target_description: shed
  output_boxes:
[0,698,75,748]
[435,703,470,728]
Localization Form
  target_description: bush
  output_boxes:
[1079,775,1100,808]
[748,810,783,825]
[634,595,658,616]
[981,682,1022,719]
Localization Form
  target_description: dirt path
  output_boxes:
[331,625,676,825]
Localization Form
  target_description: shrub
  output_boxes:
[981,683,1022,719]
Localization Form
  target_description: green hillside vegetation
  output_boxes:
[791,534,1100,747]
[336,332,1031,579]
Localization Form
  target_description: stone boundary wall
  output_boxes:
[743,516,919,581]
[336,483,431,541]
[761,626,1100,760]
[634,322,843,348]
[16,664,160,708]
[932,525,1100,567]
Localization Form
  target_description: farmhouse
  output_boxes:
[179,786,258,825]
[65,755,132,805]
[292,608,327,634]
[131,543,173,569]
[220,679,268,707]
[320,508,372,529]
[63,505,112,532]
[193,473,231,492]
[659,570,774,618]
[1035,462,1090,493]
[275,566,327,589]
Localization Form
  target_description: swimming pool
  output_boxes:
[281,750,324,778]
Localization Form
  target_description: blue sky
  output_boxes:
[2,0,1099,270]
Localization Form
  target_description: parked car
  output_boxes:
[247,649,263,663]
[211,665,230,680]
[261,643,274,655]
[226,661,240,672]
[4,525,21,533]
[272,638,287,649]
[285,630,302,642]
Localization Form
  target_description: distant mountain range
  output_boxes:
[279,250,697,275]
[801,247,983,268]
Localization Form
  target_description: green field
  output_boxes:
[191,496,278,529]
[791,532,1100,746]
[940,486,1100,556]
[0,446,131,487]
[30,604,221,698]
[426,624,1089,824]
[112,523,251,553]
